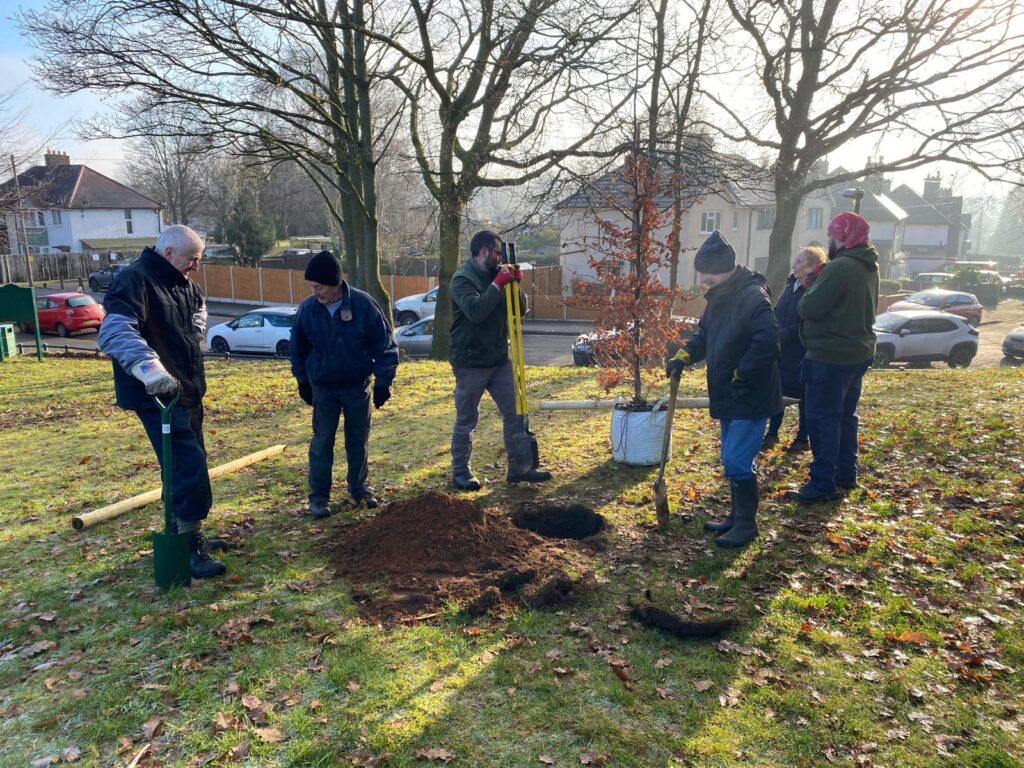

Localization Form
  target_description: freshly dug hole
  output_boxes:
[511,504,605,540]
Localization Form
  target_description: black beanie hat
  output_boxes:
[304,250,342,286]
[693,230,736,275]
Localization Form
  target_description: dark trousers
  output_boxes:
[802,359,871,492]
[451,361,520,475]
[136,402,212,523]
[767,399,807,442]
[309,385,372,503]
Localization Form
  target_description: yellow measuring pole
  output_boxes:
[504,280,528,415]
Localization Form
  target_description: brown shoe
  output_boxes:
[786,439,810,452]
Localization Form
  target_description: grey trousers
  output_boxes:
[451,360,520,477]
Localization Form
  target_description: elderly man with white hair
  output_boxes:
[97,224,226,579]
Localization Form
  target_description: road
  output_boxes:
[13,291,580,367]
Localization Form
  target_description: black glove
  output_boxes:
[298,382,313,406]
[373,385,391,410]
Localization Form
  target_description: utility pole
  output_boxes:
[9,154,34,286]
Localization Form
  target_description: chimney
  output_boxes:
[922,172,942,203]
[44,150,70,169]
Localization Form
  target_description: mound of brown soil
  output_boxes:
[328,491,580,622]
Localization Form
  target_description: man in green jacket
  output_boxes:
[794,211,879,502]
[449,230,552,490]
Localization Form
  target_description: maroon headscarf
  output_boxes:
[827,211,870,250]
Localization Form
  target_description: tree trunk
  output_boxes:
[429,198,464,360]
[767,190,801,300]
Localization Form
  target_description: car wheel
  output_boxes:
[397,311,419,327]
[275,339,290,357]
[1000,356,1023,367]
[967,315,981,327]
[872,346,894,369]
[56,323,70,338]
[210,336,230,354]
[947,345,975,368]
[88,278,99,292]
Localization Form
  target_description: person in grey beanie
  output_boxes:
[665,231,781,548]
[290,251,399,518]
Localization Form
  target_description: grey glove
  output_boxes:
[131,360,179,395]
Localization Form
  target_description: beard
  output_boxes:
[827,240,840,260]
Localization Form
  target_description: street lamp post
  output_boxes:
[841,187,865,214]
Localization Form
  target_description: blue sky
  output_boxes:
[2,1,125,177]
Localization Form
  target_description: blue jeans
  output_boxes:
[136,402,212,523]
[720,418,767,480]
[802,359,871,492]
[309,385,372,503]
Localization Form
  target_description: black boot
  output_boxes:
[349,492,379,509]
[507,469,552,484]
[189,532,227,579]
[703,480,737,533]
[452,474,483,491]
[715,477,759,548]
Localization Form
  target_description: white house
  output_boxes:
[0,151,161,256]
[555,153,828,292]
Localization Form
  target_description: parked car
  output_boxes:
[572,316,698,367]
[394,287,438,326]
[87,263,132,292]
[1002,323,1024,361]
[281,248,312,259]
[21,292,106,337]
[872,310,978,369]
[203,244,238,260]
[886,289,983,326]
[205,307,297,356]
[395,316,434,357]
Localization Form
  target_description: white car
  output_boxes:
[394,287,439,326]
[206,307,297,357]
[872,310,978,369]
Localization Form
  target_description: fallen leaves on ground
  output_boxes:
[414,746,457,762]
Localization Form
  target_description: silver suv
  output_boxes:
[872,310,978,369]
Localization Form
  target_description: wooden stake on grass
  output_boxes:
[71,444,288,530]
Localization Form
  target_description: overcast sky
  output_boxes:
[1,0,1015,207]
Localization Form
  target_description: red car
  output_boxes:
[886,289,983,326]
[22,292,106,337]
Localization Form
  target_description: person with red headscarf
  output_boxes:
[791,211,879,502]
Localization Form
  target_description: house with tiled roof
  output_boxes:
[0,151,161,256]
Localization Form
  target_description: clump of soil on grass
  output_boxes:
[328,491,582,622]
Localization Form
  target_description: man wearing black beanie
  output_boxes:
[665,230,781,548]
[290,251,399,517]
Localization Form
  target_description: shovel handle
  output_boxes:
[657,375,681,475]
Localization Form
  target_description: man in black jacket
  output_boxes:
[666,231,782,547]
[98,224,226,579]
[448,230,551,490]
[290,251,398,518]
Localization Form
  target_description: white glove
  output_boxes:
[131,359,179,395]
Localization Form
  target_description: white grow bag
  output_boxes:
[610,397,670,466]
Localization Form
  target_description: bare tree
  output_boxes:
[707,0,1024,295]
[20,0,409,314]
[120,108,212,226]
[384,0,638,358]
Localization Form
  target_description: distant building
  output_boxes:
[887,174,971,276]
[0,151,161,255]
[825,168,908,279]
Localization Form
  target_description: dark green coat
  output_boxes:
[448,258,526,368]
[798,245,879,365]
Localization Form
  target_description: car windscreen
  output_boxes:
[66,296,97,308]
[904,292,945,307]
[872,314,903,333]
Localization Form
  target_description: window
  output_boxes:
[700,211,721,234]
[265,314,295,328]
[928,318,957,333]
[235,314,263,329]
[732,211,738,231]
[124,209,134,235]
[903,319,930,335]
[51,210,62,225]
[425,288,438,303]
[807,207,823,229]
[66,296,97,308]
[756,209,774,230]
[34,211,46,227]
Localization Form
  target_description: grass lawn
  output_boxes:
[1,355,1022,767]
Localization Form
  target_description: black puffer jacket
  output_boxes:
[774,274,806,399]
[683,266,782,420]
[102,247,206,409]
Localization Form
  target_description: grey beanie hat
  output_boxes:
[304,250,342,286]
[693,231,736,274]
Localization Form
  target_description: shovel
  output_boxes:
[151,388,192,590]
[653,373,681,530]
[503,242,541,475]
